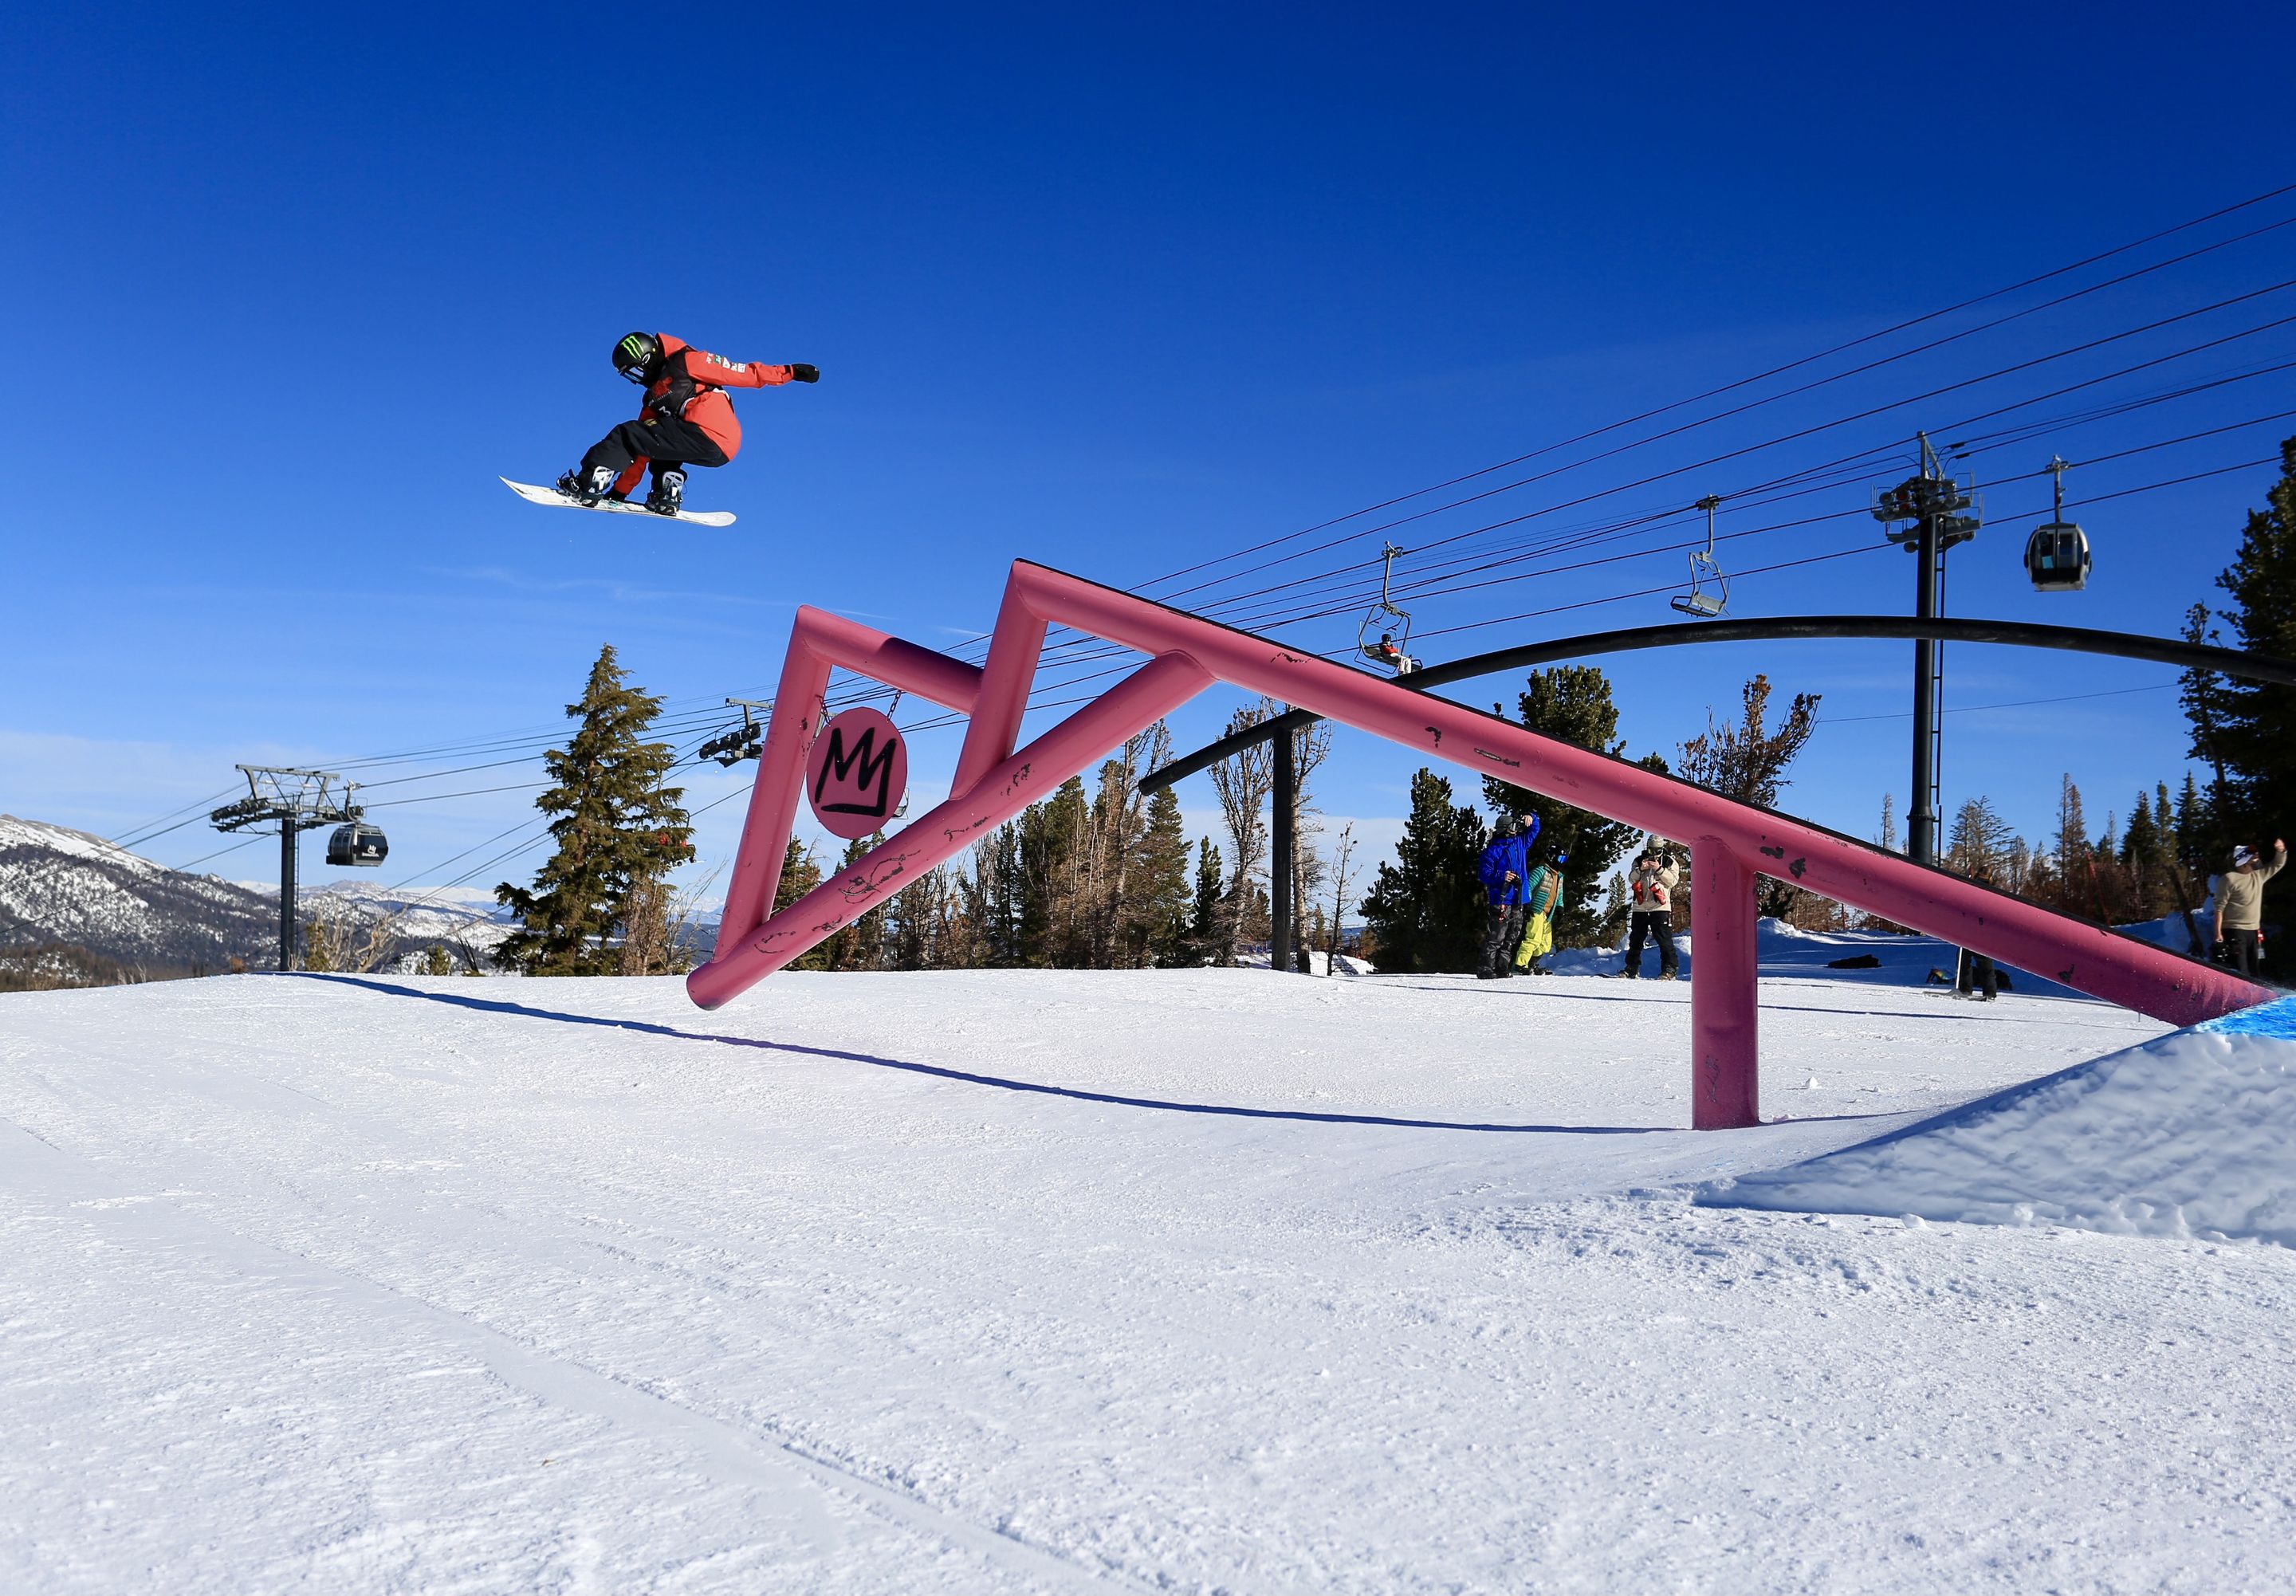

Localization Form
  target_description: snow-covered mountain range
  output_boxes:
[0,814,507,979]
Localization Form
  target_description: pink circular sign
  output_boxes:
[805,706,909,839]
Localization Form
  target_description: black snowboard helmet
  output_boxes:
[612,331,662,385]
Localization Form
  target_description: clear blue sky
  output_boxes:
[6,2,2294,901]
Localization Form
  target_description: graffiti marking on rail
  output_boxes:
[1473,747,1521,769]
[839,851,921,902]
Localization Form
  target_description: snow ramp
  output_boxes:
[1698,996,2296,1244]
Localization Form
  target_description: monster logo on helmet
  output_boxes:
[612,331,662,384]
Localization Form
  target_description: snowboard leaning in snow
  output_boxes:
[500,477,737,527]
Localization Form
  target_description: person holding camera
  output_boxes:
[2215,839,2285,978]
[1621,846,1681,980]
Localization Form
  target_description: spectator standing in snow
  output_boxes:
[1476,812,1541,979]
[1518,848,1567,975]
[2215,839,2286,978]
[1621,847,1680,980]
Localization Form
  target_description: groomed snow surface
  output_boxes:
[7,953,2296,1593]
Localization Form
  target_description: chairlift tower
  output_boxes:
[208,765,364,972]
[1872,432,1982,865]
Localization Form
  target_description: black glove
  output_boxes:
[788,363,820,383]
[646,375,697,419]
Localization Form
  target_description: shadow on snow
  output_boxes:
[302,973,1720,1137]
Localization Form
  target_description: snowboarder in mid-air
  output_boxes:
[552,332,818,517]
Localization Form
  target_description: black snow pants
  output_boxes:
[1957,948,1999,999]
[2227,927,2263,978]
[1480,902,1526,977]
[1625,910,1677,977]
[581,415,731,482]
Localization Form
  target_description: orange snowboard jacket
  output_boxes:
[614,335,798,493]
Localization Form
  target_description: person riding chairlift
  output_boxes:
[1367,631,1420,674]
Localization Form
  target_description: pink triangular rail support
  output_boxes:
[690,560,2271,1129]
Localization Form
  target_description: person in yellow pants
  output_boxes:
[1515,850,1567,975]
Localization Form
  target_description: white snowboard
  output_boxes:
[501,477,737,527]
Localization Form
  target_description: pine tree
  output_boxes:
[816,833,889,970]
[1133,783,1193,966]
[496,645,692,975]
[1019,776,1090,965]
[1877,792,1899,852]
[1362,769,1488,973]
[2121,788,2176,921]
[1598,871,1630,948]
[2200,438,2296,839]
[767,839,834,971]
[1188,837,1225,964]
[2050,773,2103,920]
[1480,665,1664,947]
[2174,772,2213,868]
[1084,728,1164,969]
[965,822,1024,967]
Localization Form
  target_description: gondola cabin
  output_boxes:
[326,821,390,867]
[2026,521,2090,593]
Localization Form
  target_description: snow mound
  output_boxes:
[1699,996,2296,1245]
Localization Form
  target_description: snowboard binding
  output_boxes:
[556,466,623,505]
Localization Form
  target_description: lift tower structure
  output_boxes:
[1873,433,1981,865]
[209,766,365,972]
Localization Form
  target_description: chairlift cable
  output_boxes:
[1134,183,2296,594]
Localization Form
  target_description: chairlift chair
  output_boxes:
[1356,543,1419,673]
[1669,496,1730,617]
[2027,456,2091,593]
[325,820,389,867]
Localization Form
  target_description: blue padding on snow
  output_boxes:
[2199,994,2296,1040]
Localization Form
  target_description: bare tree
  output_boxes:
[1324,822,1362,976]
[619,861,723,976]
[1207,699,1277,961]
[1083,722,1166,967]
[1677,674,1820,808]
[1679,674,1822,918]
[302,903,407,974]
[1284,716,1335,972]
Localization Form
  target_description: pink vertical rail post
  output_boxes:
[1690,840,1760,1130]
[691,558,2274,1129]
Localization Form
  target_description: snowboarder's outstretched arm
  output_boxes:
[683,349,820,387]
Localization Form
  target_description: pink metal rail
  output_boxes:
[692,560,2270,1128]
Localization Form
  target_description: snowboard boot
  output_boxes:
[645,467,687,517]
[558,465,622,504]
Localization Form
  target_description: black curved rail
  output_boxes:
[1138,615,2294,792]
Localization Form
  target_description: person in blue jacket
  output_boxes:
[1476,810,1542,978]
